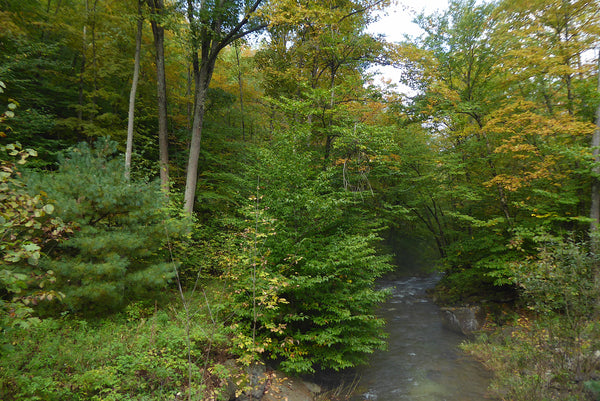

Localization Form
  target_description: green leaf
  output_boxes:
[23,243,40,253]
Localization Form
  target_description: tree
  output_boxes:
[183,0,268,215]
[125,0,144,179]
[256,0,388,165]
[394,0,513,269]
[495,0,600,116]
[490,0,599,240]
[27,139,180,314]
[230,138,392,373]
[146,0,171,191]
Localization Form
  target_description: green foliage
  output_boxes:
[228,140,392,374]
[388,0,596,302]
[0,146,67,326]
[0,94,72,328]
[465,314,600,400]
[26,138,181,314]
[7,108,63,169]
[585,380,600,400]
[512,236,599,320]
[0,299,233,401]
[463,238,600,400]
[3,0,600,397]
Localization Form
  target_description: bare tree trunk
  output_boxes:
[125,0,143,179]
[184,65,213,215]
[590,49,600,235]
[147,0,170,191]
[78,1,87,123]
[235,42,246,140]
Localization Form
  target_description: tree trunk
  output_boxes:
[590,49,600,235]
[235,42,246,140]
[147,0,170,191]
[183,64,214,215]
[125,0,143,179]
[186,64,192,132]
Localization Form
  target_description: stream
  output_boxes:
[349,273,495,401]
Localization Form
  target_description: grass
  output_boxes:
[0,290,237,401]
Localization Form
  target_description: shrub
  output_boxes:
[1,91,72,328]
[464,236,600,400]
[228,145,392,374]
[0,301,233,401]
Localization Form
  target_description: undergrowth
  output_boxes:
[463,316,600,401]
[0,295,236,401]
[462,237,600,401]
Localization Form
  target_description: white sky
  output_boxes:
[367,0,450,88]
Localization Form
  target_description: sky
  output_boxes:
[367,0,450,88]
[369,0,449,41]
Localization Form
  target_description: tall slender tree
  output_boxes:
[146,0,170,191]
[125,0,144,179]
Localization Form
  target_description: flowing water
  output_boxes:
[349,274,495,401]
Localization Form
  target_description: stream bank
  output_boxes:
[232,271,496,401]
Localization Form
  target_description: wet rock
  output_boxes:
[440,305,486,336]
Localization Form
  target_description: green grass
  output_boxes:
[0,293,235,401]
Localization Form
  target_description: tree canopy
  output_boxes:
[1,0,600,398]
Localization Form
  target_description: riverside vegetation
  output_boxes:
[1,0,600,400]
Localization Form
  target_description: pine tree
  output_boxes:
[27,138,179,314]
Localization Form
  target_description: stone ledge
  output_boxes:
[440,305,486,336]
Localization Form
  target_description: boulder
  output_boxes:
[234,363,269,401]
[262,373,321,401]
[225,360,321,401]
[440,306,486,336]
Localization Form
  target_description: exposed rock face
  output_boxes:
[440,306,486,336]
[235,363,269,401]
[262,374,321,401]
[227,361,321,401]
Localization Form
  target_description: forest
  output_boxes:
[1,0,600,399]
